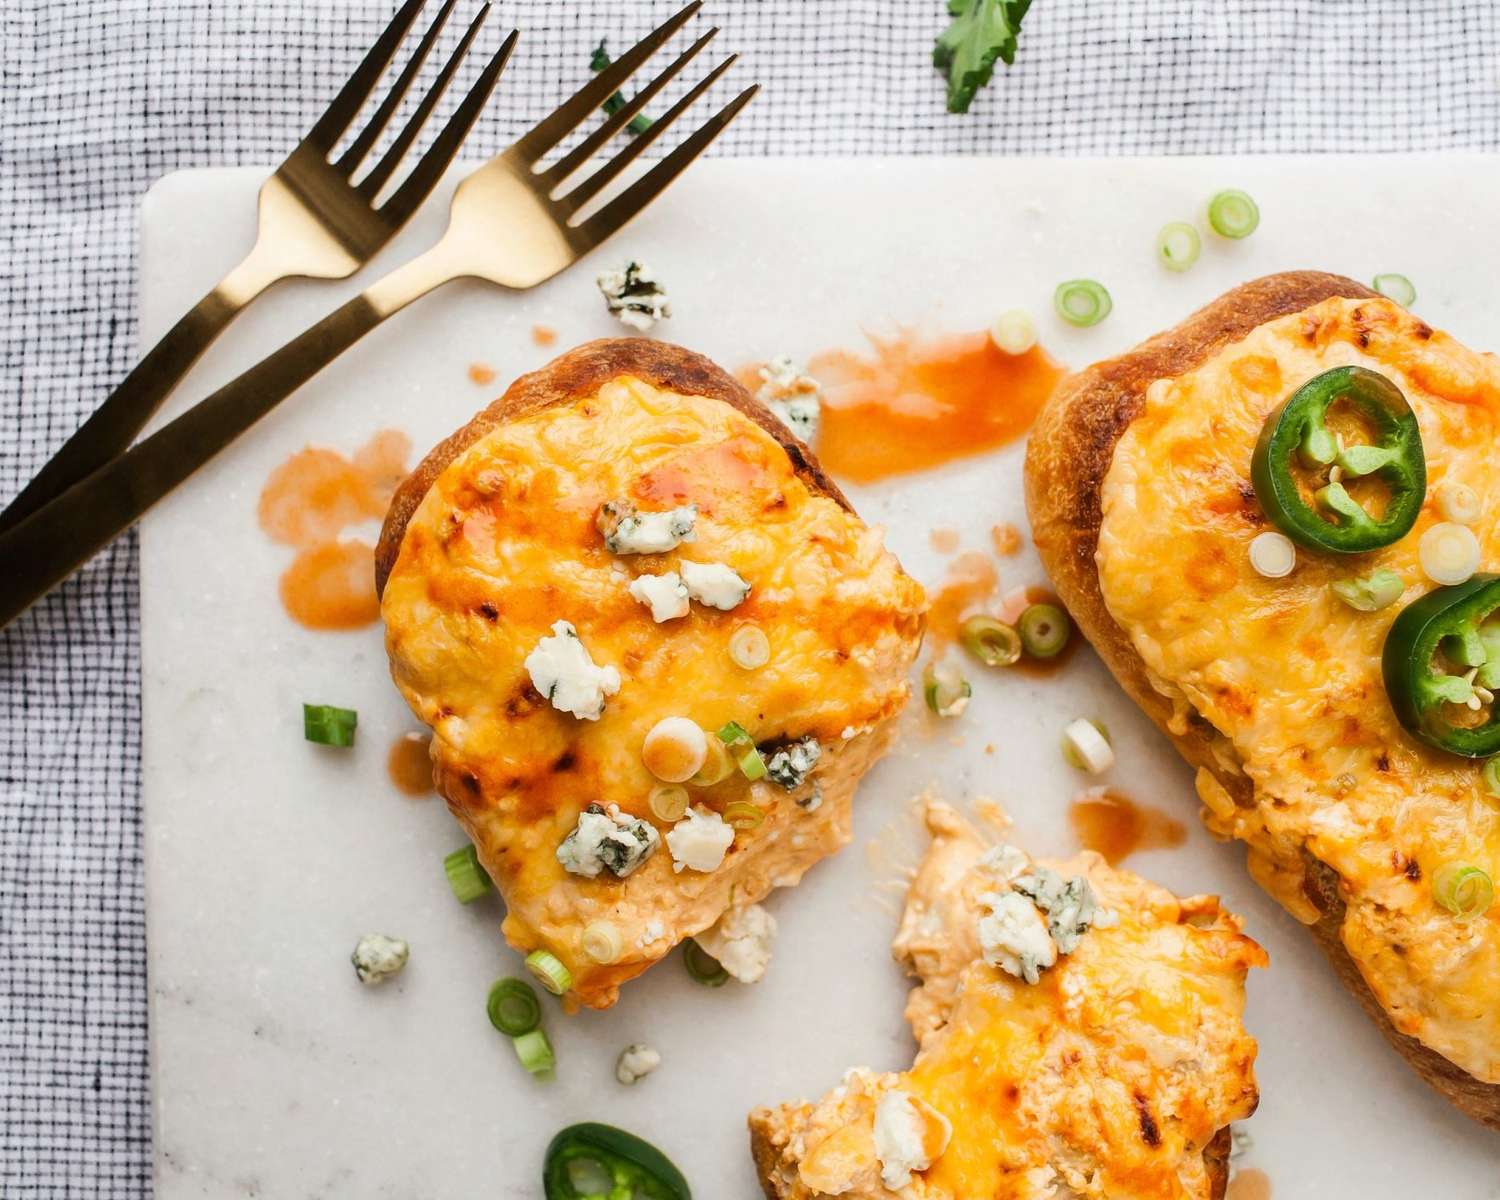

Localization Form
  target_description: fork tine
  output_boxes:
[379,27,519,223]
[306,0,430,151]
[537,28,718,191]
[573,85,758,248]
[335,0,458,176]
[559,55,737,217]
[510,0,703,166]
[357,3,490,198]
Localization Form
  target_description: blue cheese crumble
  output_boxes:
[666,805,735,873]
[977,890,1057,984]
[755,355,823,444]
[596,261,671,332]
[557,803,660,879]
[524,620,621,720]
[764,736,821,790]
[1012,867,1100,954]
[615,1043,662,1085]
[597,500,697,555]
[628,571,690,622]
[351,933,409,985]
[678,560,750,610]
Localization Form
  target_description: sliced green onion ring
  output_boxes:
[923,659,972,718]
[1207,189,1260,239]
[1156,221,1201,272]
[1054,279,1113,328]
[1372,273,1417,307]
[1062,718,1114,773]
[487,977,542,1037]
[512,1028,556,1076]
[683,939,729,987]
[723,800,766,830]
[736,745,767,781]
[718,720,751,746]
[1331,568,1404,613]
[525,950,573,996]
[649,784,690,823]
[1432,861,1494,921]
[959,615,1022,668]
[1018,603,1071,658]
[443,844,493,904]
[303,703,357,747]
[1482,757,1500,802]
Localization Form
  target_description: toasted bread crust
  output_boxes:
[375,337,848,596]
[1024,270,1500,1129]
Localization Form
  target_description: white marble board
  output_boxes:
[139,157,1500,1198]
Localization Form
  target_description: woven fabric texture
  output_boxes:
[3,0,1498,1193]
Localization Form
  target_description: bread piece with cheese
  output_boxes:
[376,339,925,1009]
[1026,271,1500,1126]
[749,800,1265,1199]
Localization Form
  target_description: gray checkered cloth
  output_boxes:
[3,0,1498,1192]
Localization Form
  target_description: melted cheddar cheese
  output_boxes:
[1098,296,1500,1082]
[381,374,924,1008]
[750,802,1265,1200]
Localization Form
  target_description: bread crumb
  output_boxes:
[468,363,496,385]
[991,523,1023,556]
[532,324,558,347]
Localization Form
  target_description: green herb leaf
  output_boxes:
[934,0,1033,113]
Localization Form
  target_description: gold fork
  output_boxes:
[0,1,754,631]
[0,0,514,534]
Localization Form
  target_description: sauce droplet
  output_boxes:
[1068,788,1187,864]
[468,363,496,385]
[927,550,999,645]
[809,330,1064,483]
[929,526,961,554]
[531,324,558,347]
[388,732,435,797]
[1226,1169,1272,1200]
[257,430,411,631]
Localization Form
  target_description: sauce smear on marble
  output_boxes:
[927,550,999,646]
[809,330,1064,482]
[1226,1170,1272,1200]
[1069,788,1187,864]
[257,429,410,630]
[388,732,435,796]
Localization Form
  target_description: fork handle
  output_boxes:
[0,254,445,630]
[0,252,279,536]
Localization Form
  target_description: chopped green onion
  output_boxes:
[1018,603,1071,658]
[487,978,541,1037]
[649,784,690,823]
[1156,221,1201,272]
[959,615,1022,668]
[512,1028,556,1076]
[1331,569,1404,613]
[923,659,971,718]
[683,939,729,987]
[443,845,493,904]
[1062,718,1114,773]
[525,949,573,996]
[723,800,766,830]
[690,739,734,787]
[1432,862,1494,922]
[582,920,623,965]
[729,623,771,669]
[718,721,751,746]
[1054,279,1112,328]
[1372,273,1416,307]
[1482,757,1500,802]
[736,745,767,781]
[303,703,357,747]
[1207,189,1260,239]
[590,41,654,135]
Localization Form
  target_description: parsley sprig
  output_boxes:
[934,0,1033,114]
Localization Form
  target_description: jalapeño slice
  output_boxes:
[1383,574,1500,758]
[1250,366,1425,554]
[543,1123,692,1200]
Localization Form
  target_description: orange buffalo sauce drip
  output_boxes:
[926,551,999,646]
[1069,788,1187,865]
[809,330,1063,483]
[387,732,435,796]
[257,430,410,630]
[1227,1169,1272,1200]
